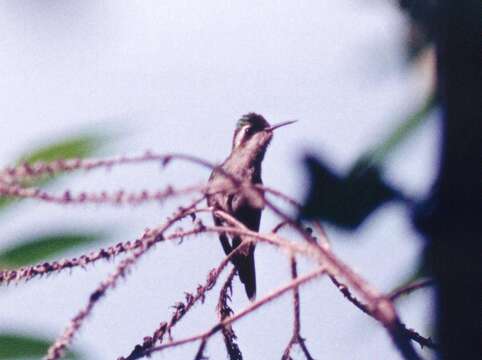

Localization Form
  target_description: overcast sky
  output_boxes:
[0,1,438,359]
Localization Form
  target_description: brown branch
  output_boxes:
[193,339,208,360]
[0,152,302,214]
[263,206,425,360]
[271,220,290,234]
[0,151,433,359]
[282,256,315,360]
[0,183,205,206]
[118,215,255,360]
[0,208,207,286]
[144,266,326,357]
[305,227,436,353]
[0,152,217,183]
[217,268,243,360]
[1,216,309,287]
[44,197,205,360]
[329,275,371,315]
[329,275,437,350]
[389,279,435,302]
[118,251,242,360]
[0,240,138,285]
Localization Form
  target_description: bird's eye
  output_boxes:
[244,126,252,135]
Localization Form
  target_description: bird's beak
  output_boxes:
[268,120,298,131]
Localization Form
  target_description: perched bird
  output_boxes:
[207,113,296,300]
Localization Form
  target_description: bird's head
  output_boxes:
[231,113,296,153]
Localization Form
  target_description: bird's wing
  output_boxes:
[207,168,234,255]
[229,196,262,300]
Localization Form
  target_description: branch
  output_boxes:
[0,152,217,183]
[389,279,435,301]
[144,266,326,357]
[329,275,437,350]
[282,256,315,360]
[1,216,309,287]
[44,197,205,360]
[279,219,425,359]
[119,251,242,359]
[151,266,326,355]
[0,208,206,285]
[216,268,243,360]
[0,183,204,206]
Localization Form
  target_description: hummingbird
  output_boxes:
[207,113,296,300]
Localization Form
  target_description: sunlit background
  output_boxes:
[0,1,437,359]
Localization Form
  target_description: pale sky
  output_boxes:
[0,1,438,359]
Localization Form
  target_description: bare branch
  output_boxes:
[0,216,308,287]
[144,267,326,357]
[0,152,216,184]
[217,268,243,360]
[282,256,315,360]
[193,338,208,360]
[0,152,434,359]
[118,253,240,360]
[0,183,205,206]
[329,275,437,350]
[275,220,425,359]
[44,198,205,360]
[389,279,435,302]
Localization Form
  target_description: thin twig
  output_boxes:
[282,256,315,360]
[217,268,243,360]
[260,200,424,360]
[0,152,303,213]
[0,152,215,183]
[1,218,310,287]
[193,338,208,360]
[144,267,326,357]
[389,279,435,301]
[0,208,208,286]
[1,152,431,359]
[119,253,243,359]
[44,197,205,360]
[0,183,205,206]
[329,275,437,350]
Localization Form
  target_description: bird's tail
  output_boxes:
[235,246,256,301]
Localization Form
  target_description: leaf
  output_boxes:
[18,134,105,165]
[299,94,435,230]
[299,155,399,229]
[0,332,78,359]
[0,232,105,268]
[358,93,436,169]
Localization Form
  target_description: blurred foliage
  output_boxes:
[18,134,105,165]
[0,333,79,359]
[300,93,435,229]
[0,232,104,268]
[300,155,399,229]
[358,93,435,169]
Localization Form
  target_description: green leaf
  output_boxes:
[0,232,104,268]
[0,332,78,359]
[358,93,436,169]
[18,134,105,165]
